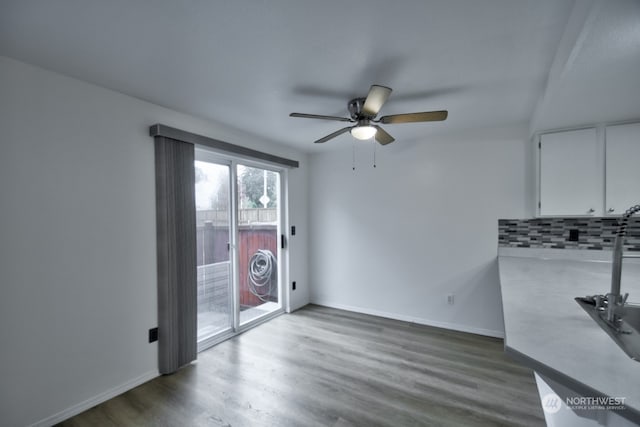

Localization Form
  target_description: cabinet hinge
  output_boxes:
[538,141,541,149]
[538,201,541,209]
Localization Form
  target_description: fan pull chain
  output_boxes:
[373,138,377,168]
[352,138,356,171]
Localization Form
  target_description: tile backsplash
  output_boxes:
[498,217,640,251]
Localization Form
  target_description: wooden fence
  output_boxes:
[196,208,277,226]
[197,262,230,314]
[196,223,277,309]
[237,226,277,308]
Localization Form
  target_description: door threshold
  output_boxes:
[197,308,284,353]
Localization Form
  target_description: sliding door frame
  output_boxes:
[195,147,288,352]
[235,159,287,332]
[194,153,235,352]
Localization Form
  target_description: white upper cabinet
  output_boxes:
[539,128,600,216]
[605,123,640,215]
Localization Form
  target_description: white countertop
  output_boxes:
[498,247,640,421]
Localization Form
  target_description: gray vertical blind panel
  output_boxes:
[154,136,197,374]
[149,124,299,168]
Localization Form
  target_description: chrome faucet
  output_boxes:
[606,204,640,323]
[575,204,640,360]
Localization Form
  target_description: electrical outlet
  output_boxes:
[569,229,579,242]
[292,281,296,291]
[148,327,158,343]
[447,294,455,305]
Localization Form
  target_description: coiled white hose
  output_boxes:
[248,249,277,302]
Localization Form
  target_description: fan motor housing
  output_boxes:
[348,97,369,120]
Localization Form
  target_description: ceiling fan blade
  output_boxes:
[380,110,448,124]
[373,125,395,145]
[290,112,352,122]
[314,126,353,144]
[362,85,392,117]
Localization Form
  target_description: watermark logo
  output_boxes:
[542,393,562,414]
[541,393,627,414]
[565,396,627,411]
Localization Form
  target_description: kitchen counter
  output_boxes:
[498,247,640,424]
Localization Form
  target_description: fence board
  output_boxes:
[196,225,278,310]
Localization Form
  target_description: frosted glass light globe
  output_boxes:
[350,126,377,140]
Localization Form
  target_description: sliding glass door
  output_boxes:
[195,153,283,349]
[237,165,281,325]
[195,160,233,344]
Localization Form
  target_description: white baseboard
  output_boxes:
[30,370,159,427]
[310,298,505,339]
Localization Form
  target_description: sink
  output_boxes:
[575,298,640,362]
[623,304,640,333]
[574,204,640,362]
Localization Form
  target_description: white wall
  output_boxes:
[0,56,308,427]
[286,163,310,311]
[308,126,532,336]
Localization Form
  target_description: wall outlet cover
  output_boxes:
[148,327,158,343]
[569,229,579,241]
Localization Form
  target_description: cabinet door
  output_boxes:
[539,128,599,216]
[606,123,640,215]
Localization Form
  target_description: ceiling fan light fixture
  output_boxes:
[351,125,377,140]
[290,84,447,145]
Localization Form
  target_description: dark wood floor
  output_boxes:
[57,305,544,426]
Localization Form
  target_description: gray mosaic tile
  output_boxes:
[497,217,640,251]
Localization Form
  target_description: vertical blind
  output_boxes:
[154,136,197,374]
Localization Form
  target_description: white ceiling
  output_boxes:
[531,0,640,132]
[1,0,638,152]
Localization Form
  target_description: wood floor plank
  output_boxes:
[56,305,544,426]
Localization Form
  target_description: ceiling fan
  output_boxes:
[290,85,448,145]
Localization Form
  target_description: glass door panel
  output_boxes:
[236,164,281,325]
[195,160,232,343]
